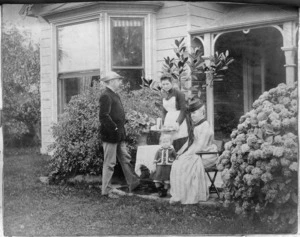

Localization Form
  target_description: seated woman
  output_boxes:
[170,99,218,204]
[160,75,191,152]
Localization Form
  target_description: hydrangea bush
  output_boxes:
[217,82,298,230]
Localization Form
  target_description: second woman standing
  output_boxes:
[160,75,190,152]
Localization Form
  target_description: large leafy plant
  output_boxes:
[162,37,233,96]
[217,82,298,232]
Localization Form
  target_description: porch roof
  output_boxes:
[189,4,298,35]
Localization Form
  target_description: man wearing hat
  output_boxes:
[99,71,140,198]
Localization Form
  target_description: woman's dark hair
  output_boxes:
[160,75,172,83]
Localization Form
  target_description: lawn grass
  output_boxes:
[3,147,291,235]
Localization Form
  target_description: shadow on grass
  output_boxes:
[3,147,295,235]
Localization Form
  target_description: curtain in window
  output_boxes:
[111,18,144,67]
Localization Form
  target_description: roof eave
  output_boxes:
[189,15,298,35]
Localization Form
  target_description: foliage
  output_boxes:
[2,23,40,147]
[161,37,233,100]
[48,82,161,179]
[120,85,161,152]
[48,85,103,180]
[217,82,298,231]
[162,38,189,90]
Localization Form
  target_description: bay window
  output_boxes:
[56,14,150,115]
[57,20,100,114]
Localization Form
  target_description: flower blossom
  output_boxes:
[280,158,291,167]
[255,204,262,213]
[236,133,246,143]
[247,134,257,147]
[230,154,237,163]
[270,158,279,168]
[273,146,284,158]
[235,206,243,215]
[242,201,250,210]
[230,130,238,139]
[279,108,289,118]
[274,104,285,113]
[283,168,292,177]
[274,135,283,144]
[271,120,281,131]
[282,118,291,127]
[251,167,263,179]
[261,172,273,183]
[269,112,280,121]
[243,174,255,186]
[289,162,298,171]
[221,169,231,182]
[257,112,268,121]
[241,144,250,153]
[265,189,278,202]
[224,141,233,151]
[217,163,225,171]
[245,165,254,174]
[290,88,298,98]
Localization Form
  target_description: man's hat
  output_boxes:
[101,71,123,82]
[188,99,204,112]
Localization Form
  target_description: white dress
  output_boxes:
[170,121,218,204]
[163,97,188,140]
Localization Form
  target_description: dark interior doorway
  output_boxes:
[213,27,285,140]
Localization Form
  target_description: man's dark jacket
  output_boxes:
[99,87,126,143]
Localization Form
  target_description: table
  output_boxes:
[135,145,161,177]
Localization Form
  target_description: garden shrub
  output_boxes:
[48,85,103,180]
[217,82,298,232]
[48,83,161,180]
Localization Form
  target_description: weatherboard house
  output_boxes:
[20,1,298,154]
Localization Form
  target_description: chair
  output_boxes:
[196,140,224,198]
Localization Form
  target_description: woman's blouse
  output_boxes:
[178,120,217,156]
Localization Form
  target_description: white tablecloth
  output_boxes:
[135,145,161,176]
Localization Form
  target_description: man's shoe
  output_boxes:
[129,182,142,193]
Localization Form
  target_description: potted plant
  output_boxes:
[126,109,156,145]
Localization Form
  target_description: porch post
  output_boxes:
[202,33,214,128]
[281,22,297,86]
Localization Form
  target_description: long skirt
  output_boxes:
[170,154,209,204]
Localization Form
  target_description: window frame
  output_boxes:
[110,16,145,70]
[53,12,155,118]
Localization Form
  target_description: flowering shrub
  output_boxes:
[217,82,298,230]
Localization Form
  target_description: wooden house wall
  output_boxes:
[155,1,188,78]
[188,2,227,31]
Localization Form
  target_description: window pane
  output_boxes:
[111,18,144,67]
[113,69,143,90]
[64,78,80,104]
[58,21,100,73]
[58,75,99,114]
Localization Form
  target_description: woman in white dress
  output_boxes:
[170,99,218,204]
[160,75,191,152]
